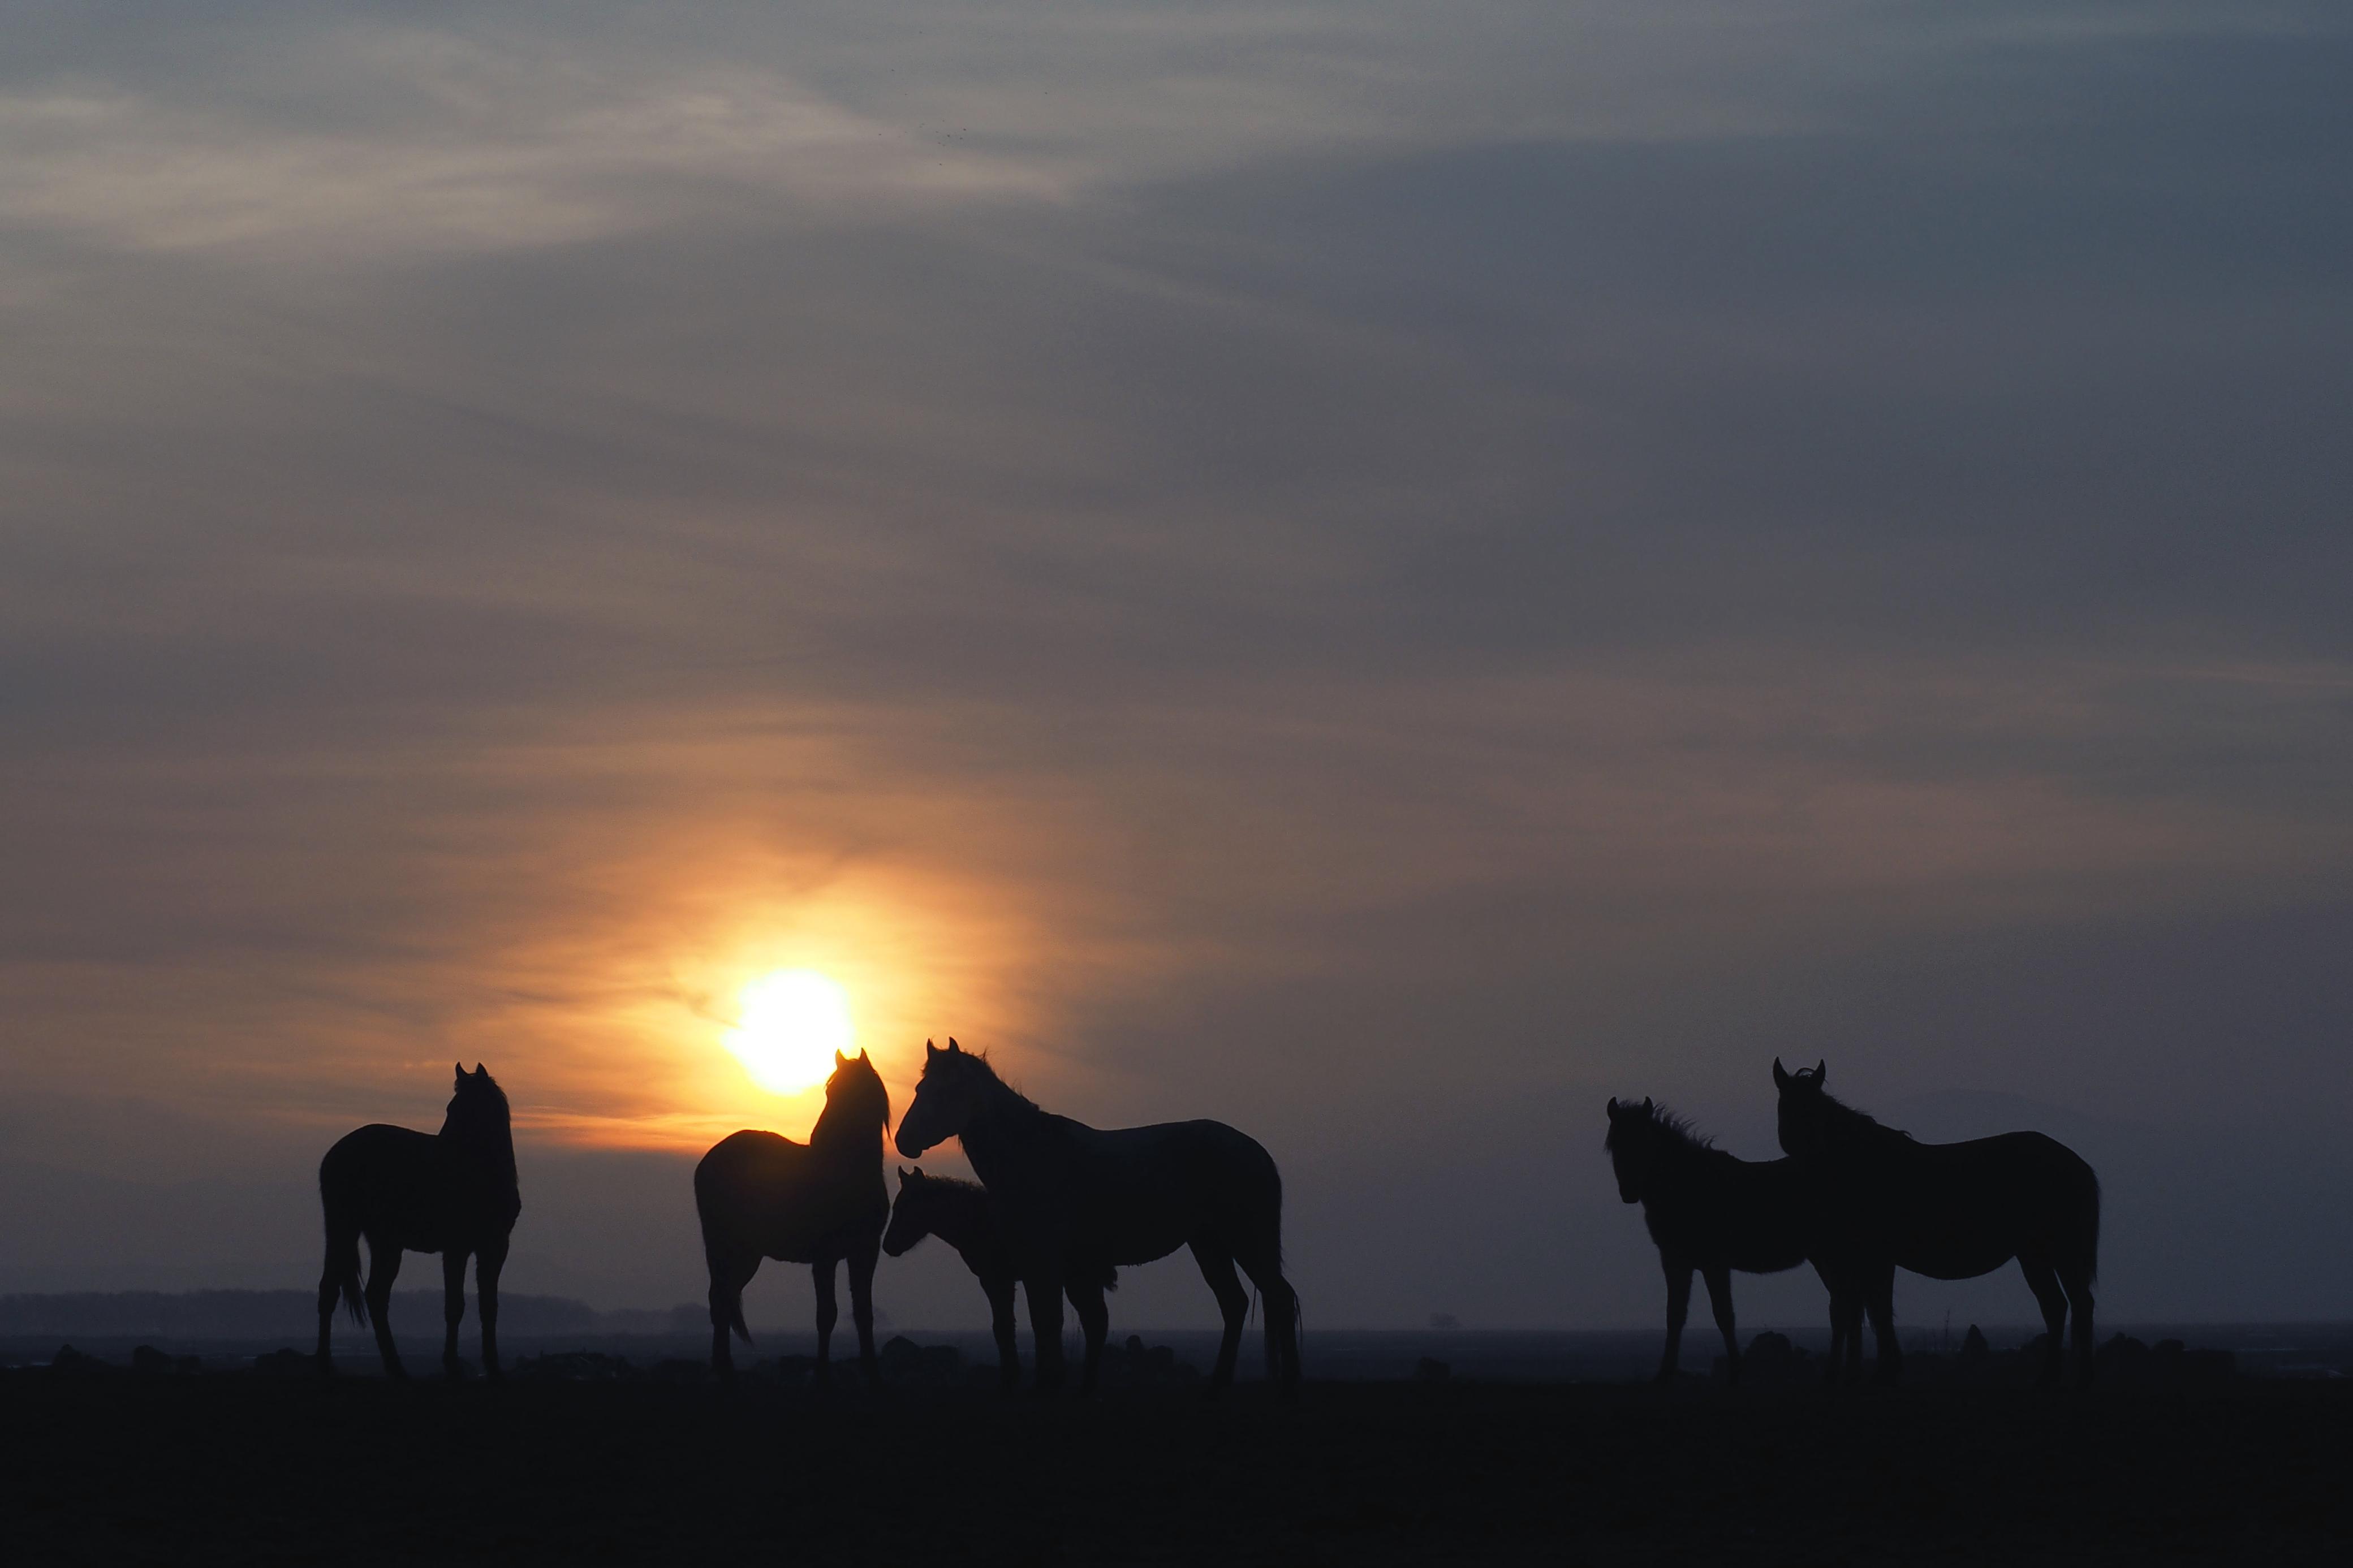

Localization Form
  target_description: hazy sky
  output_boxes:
[5,2,2350,1333]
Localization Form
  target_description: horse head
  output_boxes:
[1602,1096,1661,1204]
[442,1062,511,1143]
[1770,1057,1830,1160]
[895,1038,983,1158]
[882,1166,937,1258]
[814,1048,890,1146]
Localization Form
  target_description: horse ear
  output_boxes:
[454,1062,466,1085]
[1642,1096,1653,1114]
[859,1048,869,1061]
[473,1063,486,1078]
[1773,1058,1791,1090]
[835,1049,848,1067]
[925,1039,940,1060]
[947,1037,962,1055]
[1814,1060,1826,1083]
[1606,1096,1619,1118]
[897,1165,910,1180]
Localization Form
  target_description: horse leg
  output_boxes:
[2061,1258,2096,1390]
[1841,1280,1869,1385]
[477,1237,508,1383]
[2019,1254,2068,1390]
[1067,1279,1110,1396]
[364,1237,405,1380]
[441,1250,469,1380]
[1867,1267,1901,1386]
[1191,1244,1250,1396]
[1701,1263,1740,1386]
[1026,1272,1068,1394]
[847,1236,881,1387]
[706,1250,757,1379]
[316,1217,359,1377]
[812,1257,839,1388]
[1657,1255,1692,1384]
[1812,1262,1847,1386]
[988,1276,1022,1392]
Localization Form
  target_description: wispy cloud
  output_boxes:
[0,34,1064,260]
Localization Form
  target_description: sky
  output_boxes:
[3,1,2350,1334]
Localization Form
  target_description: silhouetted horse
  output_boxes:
[1605,1096,1843,1385]
[884,1164,1118,1392]
[1773,1059,2101,1388]
[695,1049,890,1381]
[895,1039,1300,1395]
[316,1063,522,1380]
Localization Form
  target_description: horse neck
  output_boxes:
[812,1104,881,1165]
[440,1111,518,1192]
[1639,1134,1726,1217]
[953,1075,1049,1187]
[1820,1098,1903,1157]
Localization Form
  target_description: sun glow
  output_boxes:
[725,969,854,1094]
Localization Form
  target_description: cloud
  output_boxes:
[0,33,1063,261]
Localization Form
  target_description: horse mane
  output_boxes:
[1605,1100,1717,1158]
[1814,1085,1915,1144]
[473,1071,511,1118]
[942,1048,1054,1129]
[906,1170,988,1200]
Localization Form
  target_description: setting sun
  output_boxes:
[725,969,854,1094]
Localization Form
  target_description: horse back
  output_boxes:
[695,1128,886,1264]
[320,1124,511,1253]
[1644,1154,1815,1275]
[1833,1127,2099,1277]
[1056,1117,1281,1265]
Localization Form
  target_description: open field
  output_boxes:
[4,1363,2348,1565]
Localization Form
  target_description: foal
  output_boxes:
[882,1165,1116,1392]
[1605,1096,1835,1385]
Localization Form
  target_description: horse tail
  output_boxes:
[723,1275,753,1346]
[2083,1167,2102,1286]
[1277,1286,1304,1382]
[317,1154,367,1326]
[1256,1155,1302,1387]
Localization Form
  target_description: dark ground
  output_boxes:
[3,1364,2348,1565]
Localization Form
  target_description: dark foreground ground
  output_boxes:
[3,1368,2347,1565]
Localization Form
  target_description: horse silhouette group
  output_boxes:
[313,1049,2097,1393]
[1609,1059,2100,1389]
